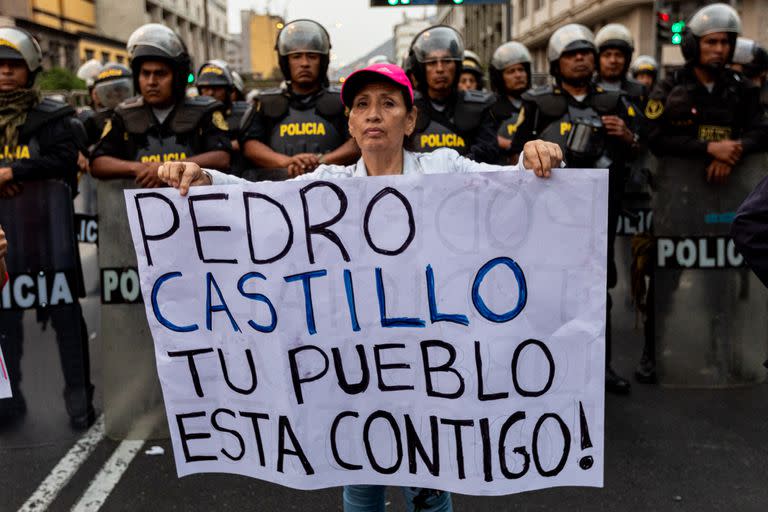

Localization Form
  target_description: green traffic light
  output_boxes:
[453,0,465,4]
[671,20,685,33]
[388,0,398,5]
[188,73,195,84]
[671,33,682,45]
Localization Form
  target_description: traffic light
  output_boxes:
[657,11,672,43]
[369,0,413,6]
[671,20,685,45]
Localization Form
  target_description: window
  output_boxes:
[85,49,94,61]
[520,0,528,19]
[116,55,124,64]
[101,51,110,63]
[535,0,545,10]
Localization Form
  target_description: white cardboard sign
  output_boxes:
[125,169,607,495]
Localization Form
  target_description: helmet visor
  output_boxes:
[128,24,185,58]
[94,78,134,110]
[412,27,464,63]
[277,20,330,56]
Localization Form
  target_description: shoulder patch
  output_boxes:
[211,110,229,131]
[645,98,664,119]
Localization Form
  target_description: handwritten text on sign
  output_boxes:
[125,170,607,495]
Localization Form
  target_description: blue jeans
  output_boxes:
[343,485,453,512]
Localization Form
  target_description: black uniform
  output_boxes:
[240,86,348,158]
[81,109,112,148]
[226,100,250,176]
[92,95,231,163]
[0,98,92,424]
[646,65,768,158]
[491,94,524,140]
[410,89,499,164]
[510,83,635,377]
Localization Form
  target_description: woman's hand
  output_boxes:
[158,162,212,196]
[522,140,563,178]
[0,224,7,260]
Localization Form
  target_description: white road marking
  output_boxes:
[18,415,105,512]
[70,438,145,512]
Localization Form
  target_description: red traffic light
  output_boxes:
[657,11,671,23]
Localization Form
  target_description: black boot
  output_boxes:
[635,348,657,384]
[606,366,631,394]
[64,385,95,429]
[0,388,27,425]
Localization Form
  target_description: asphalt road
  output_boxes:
[2,237,767,512]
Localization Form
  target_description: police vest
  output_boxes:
[227,101,249,134]
[412,90,493,154]
[491,95,524,139]
[116,95,221,163]
[0,98,73,167]
[258,87,345,156]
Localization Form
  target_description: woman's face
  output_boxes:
[348,82,416,154]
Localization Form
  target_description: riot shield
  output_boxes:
[97,179,167,439]
[0,180,94,443]
[652,153,768,387]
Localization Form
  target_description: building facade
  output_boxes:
[393,15,431,65]
[438,0,767,76]
[239,11,283,80]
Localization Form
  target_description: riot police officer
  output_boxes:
[732,37,768,92]
[196,59,249,175]
[77,58,104,112]
[594,23,647,111]
[630,55,659,91]
[0,27,94,427]
[459,50,484,91]
[642,4,768,383]
[83,63,134,146]
[91,23,231,185]
[408,25,499,163]
[646,3,767,182]
[510,23,637,394]
[489,41,533,160]
[240,19,359,179]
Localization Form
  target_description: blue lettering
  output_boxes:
[237,272,277,333]
[206,272,241,332]
[284,270,327,335]
[375,267,425,328]
[151,272,199,332]
[426,264,469,326]
[343,269,361,332]
[471,257,527,323]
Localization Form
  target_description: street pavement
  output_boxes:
[1,237,767,512]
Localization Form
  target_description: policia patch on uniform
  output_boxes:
[212,111,229,131]
[644,99,664,120]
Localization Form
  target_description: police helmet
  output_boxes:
[595,23,634,74]
[276,19,331,84]
[409,25,465,93]
[732,37,768,79]
[630,55,658,79]
[461,50,485,88]
[682,3,741,63]
[547,24,596,76]
[127,23,191,98]
[197,59,234,88]
[77,59,103,89]
[0,27,43,87]
[231,70,245,100]
[490,41,532,93]
[93,63,134,110]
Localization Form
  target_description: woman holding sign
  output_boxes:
[158,62,563,512]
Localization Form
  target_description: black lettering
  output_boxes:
[404,414,439,476]
[475,340,509,401]
[300,181,350,264]
[532,413,570,477]
[277,415,315,475]
[363,187,416,256]
[330,411,363,471]
[480,418,493,482]
[189,193,237,264]
[511,339,555,397]
[176,412,217,463]
[243,192,294,264]
[331,345,370,395]
[374,343,414,392]
[363,411,403,475]
[498,412,530,479]
[167,348,215,398]
[420,340,465,399]
[211,408,246,461]
[439,418,474,479]
[218,348,257,395]
[287,345,329,405]
[240,411,269,467]
[134,192,180,266]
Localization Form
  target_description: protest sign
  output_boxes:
[125,169,607,495]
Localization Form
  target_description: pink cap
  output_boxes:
[341,63,414,108]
